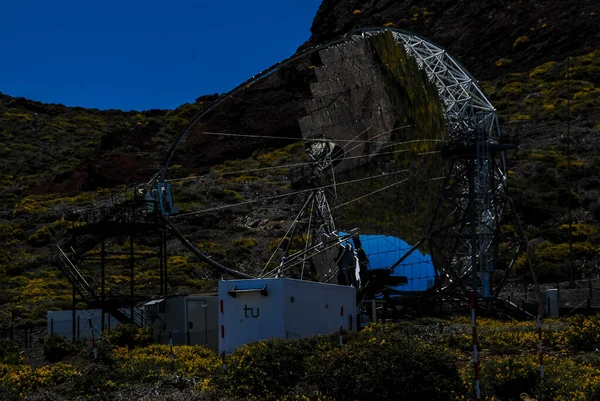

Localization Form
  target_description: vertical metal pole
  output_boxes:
[339,306,344,346]
[468,165,478,293]
[220,299,226,370]
[130,203,135,321]
[101,237,106,332]
[470,291,481,401]
[163,217,168,295]
[204,301,208,346]
[566,55,575,289]
[589,270,593,308]
[185,297,189,346]
[537,303,545,400]
[89,318,98,360]
[371,299,377,323]
[169,329,174,370]
[537,304,544,380]
[72,286,76,342]
[77,315,80,341]
[159,217,164,296]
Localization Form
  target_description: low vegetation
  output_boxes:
[1,316,600,400]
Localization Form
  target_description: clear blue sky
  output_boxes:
[0,0,322,111]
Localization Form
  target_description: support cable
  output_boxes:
[170,168,413,218]
[300,197,315,280]
[198,130,438,145]
[167,147,417,183]
[262,174,445,277]
[257,193,314,278]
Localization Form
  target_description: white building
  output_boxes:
[219,277,356,354]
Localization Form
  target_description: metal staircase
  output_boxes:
[51,184,158,328]
[54,244,147,327]
[55,244,96,299]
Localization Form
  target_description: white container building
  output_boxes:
[545,288,559,317]
[218,277,356,355]
[144,295,219,353]
[47,309,120,341]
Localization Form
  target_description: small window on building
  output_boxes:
[158,301,165,313]
[188,321,193,329]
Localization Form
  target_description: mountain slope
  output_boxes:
[0,0,599,322]
[305,0,599,80]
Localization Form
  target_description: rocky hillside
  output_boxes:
[305,0,599,80]
[0,0,599,323]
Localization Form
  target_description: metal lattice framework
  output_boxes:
[156,27,518,299]
[391,29,507,298]
[391,32,499,140]
[355,29,511,298]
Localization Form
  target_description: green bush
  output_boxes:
[0,339,20,364]
[478,355,538,400]
[111,344,219,383]
[232,237,257,250]
[216,338,316,400]
[478,355,600,401]
[108,324,152,350]
[43,334,72,362]
[209,187,242,202]
[564,314,600,351]
[71,364,113,396]
[27,226,53,247]
[215,330,463,401]
[0,381,20,401]
[305,336,464,401]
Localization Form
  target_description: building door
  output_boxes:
[187,299,207,346]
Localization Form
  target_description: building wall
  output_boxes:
[147,296,219,353]
[47,309,120,341]
[219,279,286,354]
[219,278,356,354]
[283,278,356,339]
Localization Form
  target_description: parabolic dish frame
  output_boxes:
[158,28,513,300]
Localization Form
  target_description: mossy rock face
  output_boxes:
[334,31,448,246]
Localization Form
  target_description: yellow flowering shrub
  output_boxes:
[0,340,20,365]
[543,356,600,401]
[558,223,596,239]
[111,344,219,382]
[0,362,80,392]
[216,339,316,401]
[107,323,152,349]
[465,353,600,401]
[563,314,600,351]
[442,317,569,355]
[305,334,465,401]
